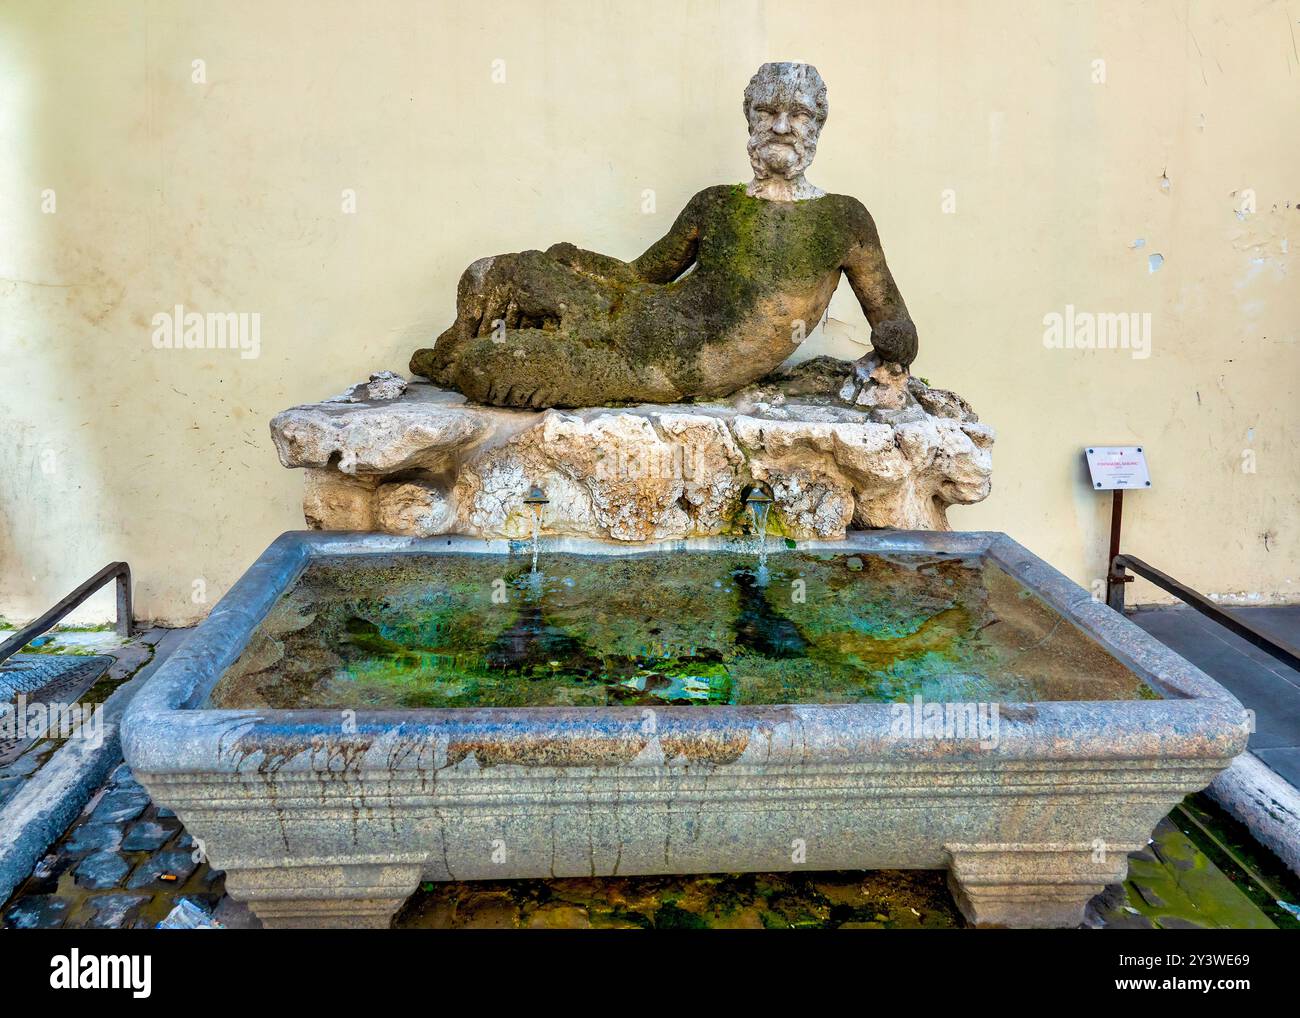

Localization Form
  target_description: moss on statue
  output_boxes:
[410,183,915,408]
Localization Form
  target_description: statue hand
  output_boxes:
[852,350,906,384]
[868,318,917,368]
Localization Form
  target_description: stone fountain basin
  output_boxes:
[121,531,1248,929]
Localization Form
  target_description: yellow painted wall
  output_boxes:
[1,0,1296,625]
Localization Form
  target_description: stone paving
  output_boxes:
[0,742,57,812]
[2,763,229,929]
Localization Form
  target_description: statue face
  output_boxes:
[743,63,827,182]
[747,99,821,179]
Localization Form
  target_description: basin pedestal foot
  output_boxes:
[221,860,425,930]
[946,842,1139,928]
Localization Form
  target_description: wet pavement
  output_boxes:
[395,868,962,929]
[3,763,227,929]
[1131,604,1300,787]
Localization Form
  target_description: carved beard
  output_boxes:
[747,131,817,180]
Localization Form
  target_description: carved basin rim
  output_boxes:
[122,529,1248,774]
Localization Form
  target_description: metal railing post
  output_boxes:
[0,562,134,665]
[1106,556,1127,612]
[1111,553,1300,672]
[115,565,133,639]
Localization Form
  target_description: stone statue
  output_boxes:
[410,62,918,409]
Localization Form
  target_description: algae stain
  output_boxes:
[211,549,1156,711]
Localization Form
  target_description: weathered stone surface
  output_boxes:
[65,822,124,854]
[302,470,377,531]
[321,370,410,404]
[126,849,198,890]
[374,481,457,538]
[1207,752,1300,878]
[3,894,70,929]
[273,401,486,475]
[82,892,151,930]
[122,819,180,852]
[91,788,150,824]
[75,850,129,890]
[271,359,993,538]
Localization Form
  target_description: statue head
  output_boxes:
[743,62,828,182]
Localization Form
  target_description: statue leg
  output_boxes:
[444,331,666,409]
[411,250,611,386]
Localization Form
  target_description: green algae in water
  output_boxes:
[393,869,963,929]
[209,550,1159,710]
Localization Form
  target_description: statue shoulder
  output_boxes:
[661,184,741,230]
[823,193,883,247]
[825,192,875,226]
[688,183,747,209]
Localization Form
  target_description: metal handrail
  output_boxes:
[0,562,132,666]
[1111,553,1300,672]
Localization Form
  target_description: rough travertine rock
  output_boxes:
[374,481,457,538]
[271,358,993,539]
[302,470,376,531]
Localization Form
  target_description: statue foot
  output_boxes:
[476,381,555,408]
[409,345,447,384]
[411,323,477,386]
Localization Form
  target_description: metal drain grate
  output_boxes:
[0,654,113,766]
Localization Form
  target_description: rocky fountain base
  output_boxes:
[270,358,994,539]
[112,358,1249,933]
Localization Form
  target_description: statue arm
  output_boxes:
[631,195,702,283]
[842,206,918,367]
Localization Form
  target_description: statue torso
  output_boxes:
[630,185,867,397]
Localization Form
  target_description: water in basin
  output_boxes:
[208,550,1159,709]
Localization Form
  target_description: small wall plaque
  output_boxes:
[1085,446,1151,490]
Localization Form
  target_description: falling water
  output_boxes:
[747,498,770,586]
[529,505,543,576]
[523,485,549,597]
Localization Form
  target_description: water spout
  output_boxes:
[741,482,774,584]
[522,484,549,580]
